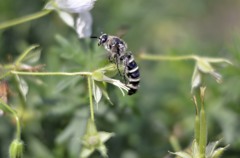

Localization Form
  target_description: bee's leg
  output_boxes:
[123,57,128,84]
[114,54,123,77]
[108,53,114,62]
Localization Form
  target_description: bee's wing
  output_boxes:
[115,25,130,38]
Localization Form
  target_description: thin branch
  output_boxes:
[139,53,198,61]
[88,76,94,121]
[0,10,52,30]
[10,71,92,76]
[0,99,21,140]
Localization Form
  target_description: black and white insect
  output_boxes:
[97,33,127,62]
[120,52,140,95]
[96,33,140,95]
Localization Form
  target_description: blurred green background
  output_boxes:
[1,0,240,158]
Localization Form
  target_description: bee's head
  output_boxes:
[98,34,108,46]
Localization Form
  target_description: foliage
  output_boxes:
[1,0,240,158]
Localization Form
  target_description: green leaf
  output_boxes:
[15,45,40,65]
[23,48,41,64]
[56,110,88,157]
[96,82,113,105]
[15,76,29,101]
[92,80,102,107]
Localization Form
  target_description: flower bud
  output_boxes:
[9,139,24,158]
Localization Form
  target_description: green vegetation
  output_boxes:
[0,0,240,158]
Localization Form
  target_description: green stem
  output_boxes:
[0,10,52,30]
[193,96,200,144]
[0,99,21,140]
[15,45,39,65]
[0,71,11,80]
[139,54,198,61]
[88,76,94,121]
[15,115,21,140]
[199,98,207,158]
[11,71,92,76]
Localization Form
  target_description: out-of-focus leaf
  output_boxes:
[55,76,80,93]
[56,109,88,157]
[210,105,239,143]
[28,137,54,158]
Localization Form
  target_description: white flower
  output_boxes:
[76,12,93,38]
[45,0,97,38]
[54,0,96,13]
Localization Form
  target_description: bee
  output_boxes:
[97,33,128,63]
[120,52,140,95]
[96,33,140,95]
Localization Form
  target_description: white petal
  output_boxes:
[58,11,75,28]
[191,65,201,92]
[55,0,96,13]
[0,110,3,116]
[75,12,93,38]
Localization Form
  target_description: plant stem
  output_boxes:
[11,71,92,76]
[140,53,233,65]
[199,87,207,158]
[15,45,39,65]
[193,96,200,144]
[88,76,94,121]
[139,54,198,61]
[0,10,52,30]
[0,99,21,140]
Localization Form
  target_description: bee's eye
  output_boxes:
[100,34,108,43]
[102,35,108,43]
[98,34,108,46]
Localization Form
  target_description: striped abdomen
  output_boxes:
[123,53,140,95]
